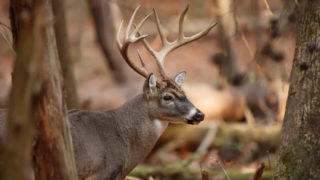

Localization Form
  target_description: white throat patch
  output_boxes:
[153,119,168,137]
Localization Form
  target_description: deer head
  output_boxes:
[117,5,216,124]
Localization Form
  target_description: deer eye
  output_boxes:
[163,95,174,101]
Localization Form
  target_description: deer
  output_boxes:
[0,5,216,180]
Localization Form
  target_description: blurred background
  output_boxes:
[0,0,296,179]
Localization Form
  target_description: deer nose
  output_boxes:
[192,110,205,121]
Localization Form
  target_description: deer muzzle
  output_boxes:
[187,109,205,124]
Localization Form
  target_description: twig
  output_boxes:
[0,22,11,31]
[266,151,271,169]
[216,160,231,180]
[182,152,203,167]
[0,25,16,56]
[263,0,274,16]
[244,108,255,128]
[196,122,218,153]
[257,98,276,121]
[253,163,265,180]
[241,33,254,58]
[137,49,149,74]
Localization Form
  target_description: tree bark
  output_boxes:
[213,0,239,85]
[1,0,46,179]
[275,0,320,179]
[87,0,127,84]
[32,1,78,179]
[2,0,78,179]
[52,0,79,109]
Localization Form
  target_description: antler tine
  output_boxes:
[116,6,152,78]
[137,49,148,73]
[125,5,141,40]
[142,38,168,79]
[182,21,217,45]
[172,4,217,50]
[132,13,153,39]
[140,8,174,80]
[141,5,217,80]
[178,4,189,41]
[153,8,169,48]
[116,20,124,48]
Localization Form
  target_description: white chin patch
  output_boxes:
[183,108,197,120]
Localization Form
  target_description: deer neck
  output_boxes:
[114,94,168,173]
[118,94,169,134]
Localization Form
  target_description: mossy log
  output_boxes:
[128,164,274,180]
[156,121,281,154]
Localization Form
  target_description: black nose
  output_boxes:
[192,110,205,121]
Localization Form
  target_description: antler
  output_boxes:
[117,5,152,78]
[142,4,217,80]
[117,5,217,81]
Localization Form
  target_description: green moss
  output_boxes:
[280,151,293,165]
[129,165,156,178]
[130,164,274,180]
[277,150,296,177]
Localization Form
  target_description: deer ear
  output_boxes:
[174,71,186,86]
[144,73,157,96]
[149,74,157,89]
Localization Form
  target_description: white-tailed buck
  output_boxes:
[0,5,216,180]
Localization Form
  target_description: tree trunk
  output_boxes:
[32,1,78,179]
[213,0,239,85]
[2,0,78,179]
[275,1,320,179]
[52,0,79,109]
[1,1,46,179]
[87,0,127,84]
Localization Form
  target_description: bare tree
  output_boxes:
[87,0,127,83]
[212,0,239,85]
[1,0,45,179]
[275,0,320,179]
[52,0,79,109]
[2,0,78,179]
[32,1,78,179]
